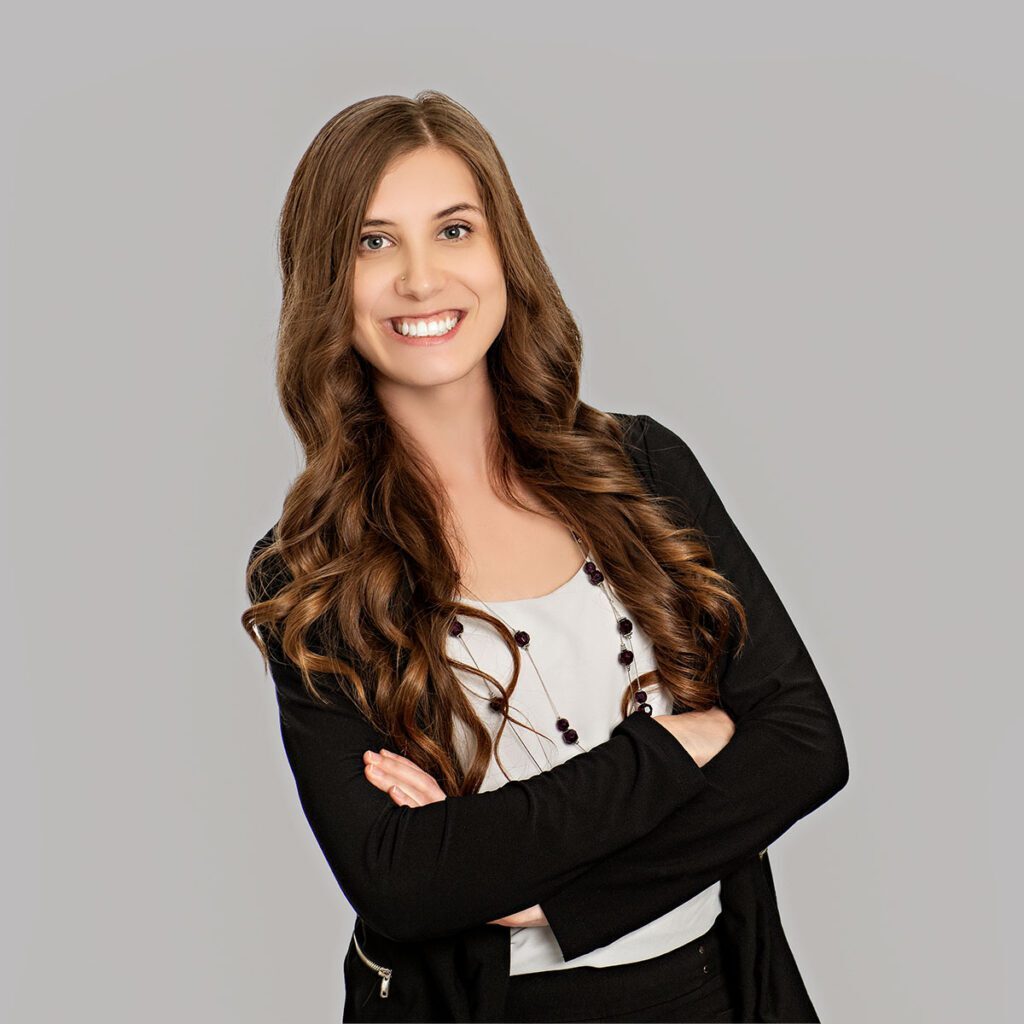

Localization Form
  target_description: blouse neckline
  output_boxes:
[457,555,588,608]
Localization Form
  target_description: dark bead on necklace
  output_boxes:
[489,696,504,712]
[449,619,464,637]
[514,629,530,647]
[562,728,578,744]
[618,649,634,666]
[583,560,598,576]
[555,718,569,731]
[639,702,653,715]
[635,690,647,703]
[588,570,605,585]
[617,616,633,635]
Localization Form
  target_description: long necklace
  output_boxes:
[448,531,653,773]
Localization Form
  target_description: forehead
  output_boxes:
[365,147,483,223]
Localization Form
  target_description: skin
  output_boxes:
[350,144,508,492]
[352,145,583,603]
[352,144,543,927]
[352,144,736,929]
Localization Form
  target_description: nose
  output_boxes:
[396,242,446,295]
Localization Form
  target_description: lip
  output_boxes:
[386,307,466,321]
[382,309,467,347]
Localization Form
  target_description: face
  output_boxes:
[350,146,508,395]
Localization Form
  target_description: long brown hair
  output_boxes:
[241,90,748,797]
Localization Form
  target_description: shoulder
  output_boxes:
[249,523,276,562]
[607,411,709,514]
[246,523,290,604]
[606,409,693,459]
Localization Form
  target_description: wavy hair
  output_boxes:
[241,90,748,797]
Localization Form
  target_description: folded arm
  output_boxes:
[249,532,708,945]
[540,415,850,961]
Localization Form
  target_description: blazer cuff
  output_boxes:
[611,709,707,805]
[542,711,706,962]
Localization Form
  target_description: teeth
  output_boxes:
[392,313,460,337]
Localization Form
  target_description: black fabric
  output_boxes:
[541,416,850,962]
[247,411,849,1022]
[504,916,740,1022]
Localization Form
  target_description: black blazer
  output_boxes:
[247,412,850,1023]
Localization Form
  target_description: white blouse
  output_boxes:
[446,556,722,976]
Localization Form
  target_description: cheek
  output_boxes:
[486,277,509,332]
[349,272,390,354]
[468,257,508,320]
[351,268,379,321]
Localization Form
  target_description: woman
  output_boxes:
[242,90,849,1023]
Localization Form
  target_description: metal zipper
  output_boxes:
[352,931,392,998]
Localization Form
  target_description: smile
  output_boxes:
[382,310,467,346]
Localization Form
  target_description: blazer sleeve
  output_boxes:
[248,536,709,946]
[539,414,850,961]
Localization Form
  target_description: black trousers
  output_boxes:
[503,916,740,1023]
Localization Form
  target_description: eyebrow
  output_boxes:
[360,202,483,229]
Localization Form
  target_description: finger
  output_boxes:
[364,756,424,794]
[366,752,445,803]
[364,762,436,806]
[380,748,441,780]
[388,785,418,807]
[368,750,423,783]
[364,764,396,796]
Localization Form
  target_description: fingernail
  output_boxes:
[366,751,381,762]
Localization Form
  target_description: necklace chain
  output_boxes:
[452,530,652,773]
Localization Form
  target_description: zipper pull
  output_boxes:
[379,968,392,998]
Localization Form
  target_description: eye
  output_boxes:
[440,222,474,242]
[359,233,391,252]
[358,221,475,252]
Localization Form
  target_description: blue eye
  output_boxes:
[441,222,473,242]
[358,221,475,252]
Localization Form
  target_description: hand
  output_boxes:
[653,706,736,767]
[362,747,447,807]
[362,747,549,928]
[489,904,549,928]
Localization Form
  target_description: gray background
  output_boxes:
[3,2,1019,1021]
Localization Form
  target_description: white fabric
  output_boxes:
[447,558,722,975]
